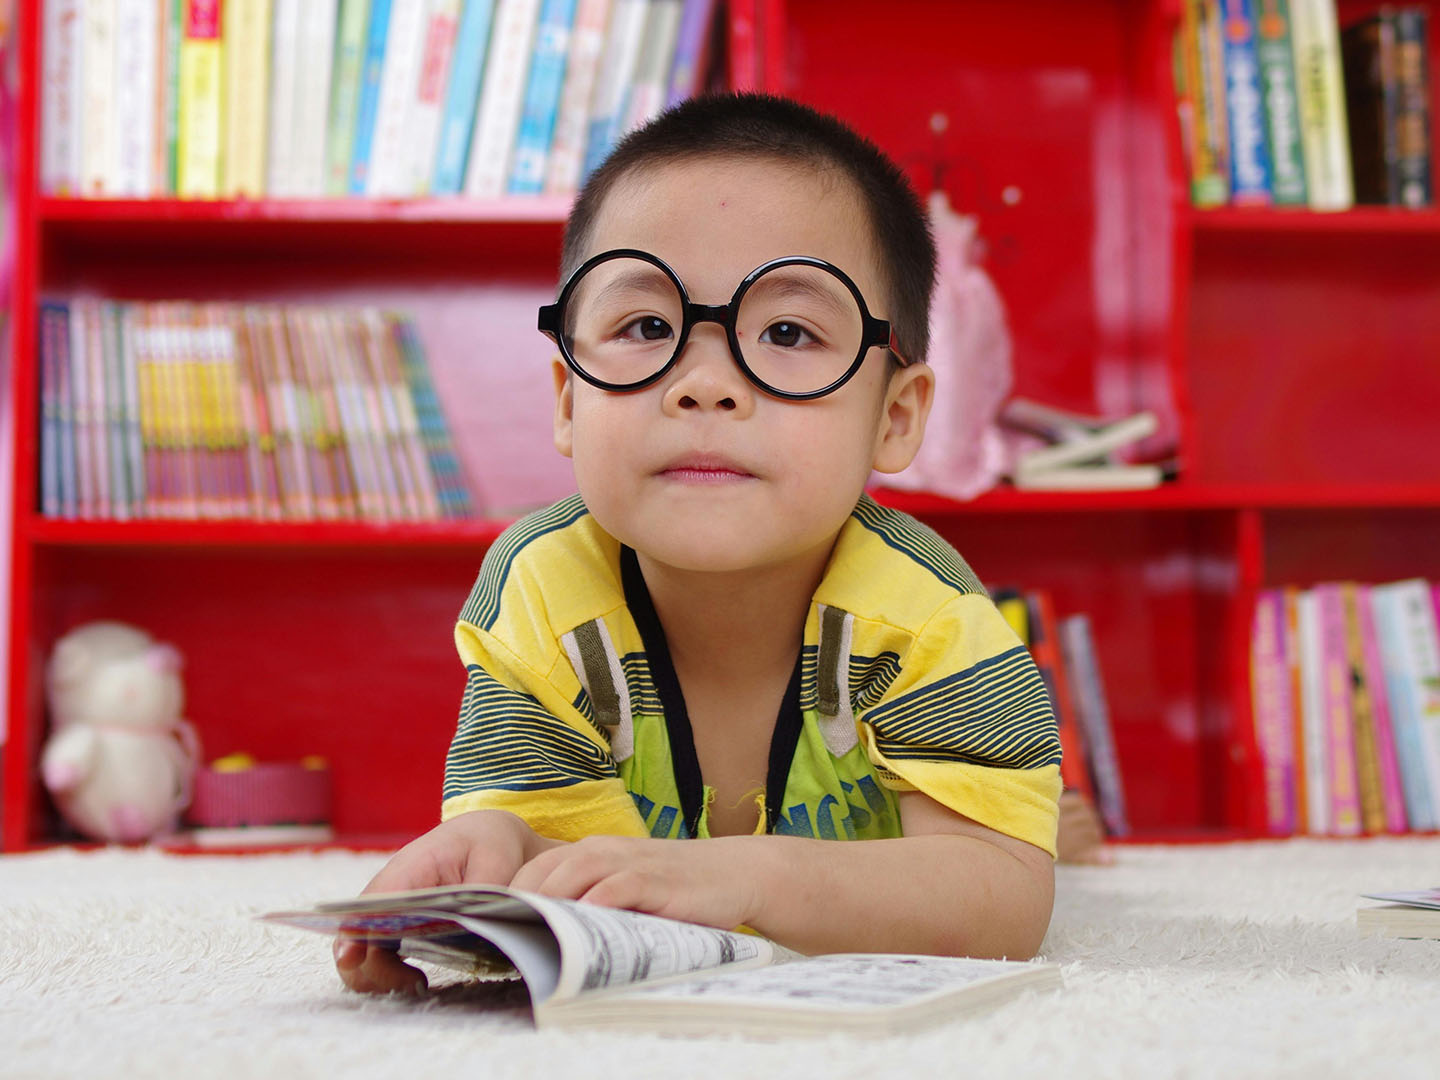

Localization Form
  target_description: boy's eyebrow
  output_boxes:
[741,271,855,321]
[585,266,677,305]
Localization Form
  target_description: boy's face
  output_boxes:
[552,156,933,575]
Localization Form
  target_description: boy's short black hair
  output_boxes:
[561,92,938,365]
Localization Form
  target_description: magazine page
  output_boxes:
[516,891,785,1005]
[1361,888,1440,910]
[545,953,1064,1035]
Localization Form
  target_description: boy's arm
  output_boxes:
[508,789,1055,960]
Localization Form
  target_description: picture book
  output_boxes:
[262,884,1063,1035]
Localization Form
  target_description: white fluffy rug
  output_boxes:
[3,837,1439,1079]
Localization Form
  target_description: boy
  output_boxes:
[337,94,1062,995]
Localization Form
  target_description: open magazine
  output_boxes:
[261,884,1063,1036]
[1357,888,1440,940]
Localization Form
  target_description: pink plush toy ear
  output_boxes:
[147,643,183,675]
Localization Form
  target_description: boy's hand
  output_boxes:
[509,835,763,932]
[334,810,555,995]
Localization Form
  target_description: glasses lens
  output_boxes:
[562,257,684,386]
[735,263,865,395]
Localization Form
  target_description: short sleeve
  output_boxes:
[441,619,649,842]
[856,592,1062,857]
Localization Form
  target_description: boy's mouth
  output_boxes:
[656,453,756,483]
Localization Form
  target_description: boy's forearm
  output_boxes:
[727,834,1054,960]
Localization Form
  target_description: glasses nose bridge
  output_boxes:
[685,301,733,330]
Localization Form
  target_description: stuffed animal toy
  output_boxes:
[40,621,200,843]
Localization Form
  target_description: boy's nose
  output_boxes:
[662,324,752,415]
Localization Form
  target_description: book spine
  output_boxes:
[177,0,225,199]
[258,308,301,518]
[349,0,394,194]
[1397,580,1440,825]
[366,311,421,519]
[1356,584,1409,832]
[618,0,682,139]
[322,311,381,521]
[580,0,648,180]
[1180,0,1230,206]
[463,0,542,198]
[80,0,117,196]
[266,0,300,197]
[402,0,463,196]
[235,308,279,518]
[1318,584,1363,835]
[102,302,131,520]
[54,302,77,519]
[41,0,83,195]
[118,306,144,518]
[1025,590,1093,799]
[1290,0,1352,210]
[1059,614,1129,836]
[1254,0,1306,204]
[508,0,578,195]
[1221,0,1272,205]
[1392,8,1432,208]
[1341,12,1397,206]
[133,306,162,517]
[114,0,159,197]
[1343,580,1385,833]
[543,0,612,195]
[1250,589,1297,833]
[39,305,63,518]
[164,0,184,194]
[222,0,272,198]
[85,300,111,517]
[431,0,496,195]
[1296,588,1330,833]
[326,0,374,197]
[366,0,430,197]
[664,0,717,107]
[1369,582,1437,830]
[291,0,339,197]
[284,310,333,520]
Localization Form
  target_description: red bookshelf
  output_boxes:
[6,0,1439,850]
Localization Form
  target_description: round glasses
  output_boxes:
[537,249,912,400]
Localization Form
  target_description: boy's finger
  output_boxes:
[333,940,428,995]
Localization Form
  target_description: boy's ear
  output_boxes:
[871,362,935,475]
[551,357,574,458]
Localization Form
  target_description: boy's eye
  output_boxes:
[760,321,817,348]
[620,315,674,342]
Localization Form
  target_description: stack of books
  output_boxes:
[40,0,720,201]
[1176,0,1433,210]
[1250,580,1440,837]
[38,300,474,523]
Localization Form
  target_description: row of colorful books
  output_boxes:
[40,0,720,202]
[1250,580,1440,838]
[38,300,474,523]
[994,587,1131,838]
[1176,0,1433,210]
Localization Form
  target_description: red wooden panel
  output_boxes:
[1187,230,1440,488]
[1262,508,1440,587]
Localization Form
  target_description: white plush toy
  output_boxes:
[41,621,200,844]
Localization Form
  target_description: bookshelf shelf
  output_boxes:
[24,517,512,551]
[37,195,576,225]
[1189,207,1440,234]
[7,0,1439,851]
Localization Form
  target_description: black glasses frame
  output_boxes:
[537,248,913,401]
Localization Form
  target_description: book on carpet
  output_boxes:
[261,884,1063,1035]
[1358,887,1440,939]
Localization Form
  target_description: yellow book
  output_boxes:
[222,0,271,198]
[177,0,224,199]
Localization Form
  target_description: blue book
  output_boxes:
[348,0,395,196]
[432,0,499,196]
[664,0,716,107]
[508,0,578,194]
[1221,0,1274,204]
[51,301,78,519]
